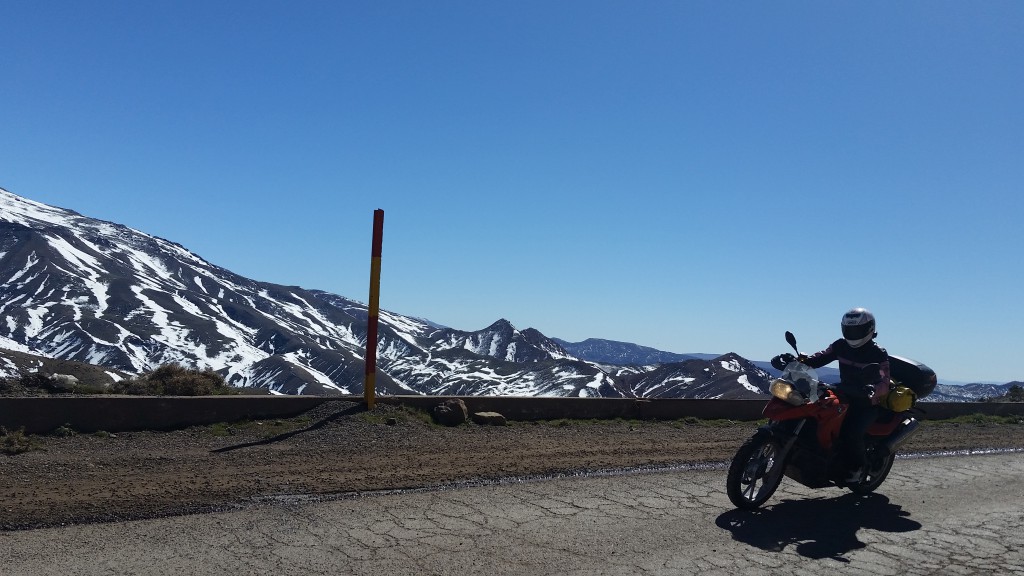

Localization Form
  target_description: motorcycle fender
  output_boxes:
[747,426,789,457]
[754,423,801,464]
[752,425,776,442]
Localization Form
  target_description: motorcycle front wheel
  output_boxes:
[726,434,785,509]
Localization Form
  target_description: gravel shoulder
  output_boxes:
[3,401,1023,531]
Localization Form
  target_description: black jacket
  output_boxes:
[804,339,890,404]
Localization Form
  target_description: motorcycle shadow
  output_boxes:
[715,492,922,561]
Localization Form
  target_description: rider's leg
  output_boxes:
[839,400,878,481]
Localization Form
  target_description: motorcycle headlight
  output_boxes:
[770,379,806,406]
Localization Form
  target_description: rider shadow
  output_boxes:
[715,493,922,561]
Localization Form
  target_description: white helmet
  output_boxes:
[842,307,876,348]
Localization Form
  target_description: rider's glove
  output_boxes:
[844,383,875,400]
[771,353,796,370]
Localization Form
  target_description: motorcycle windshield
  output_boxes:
[781,362,820,398]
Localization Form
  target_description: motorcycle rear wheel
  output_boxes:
[848,448,896,494]
[726,434,785,509]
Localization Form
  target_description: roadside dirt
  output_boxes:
[2,401,1023,531]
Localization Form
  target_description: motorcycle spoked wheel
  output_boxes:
[848,447,896,494]
[726,434,786,509]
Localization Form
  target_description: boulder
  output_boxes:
[471,411,507,426]
[48,374,80,391]
[431,399,469,427]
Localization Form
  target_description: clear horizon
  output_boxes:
[2,2,1022,383]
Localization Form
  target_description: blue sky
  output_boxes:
[2,1,1022,383]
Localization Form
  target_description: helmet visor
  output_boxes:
[842,322,873,342]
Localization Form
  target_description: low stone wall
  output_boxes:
[0,396,327,434]
[1,395,1021,434]
[379,396,771,421]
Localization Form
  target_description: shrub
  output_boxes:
[360,405,433,426]
[111,364,235,396]
[1,427,39,455]
[71,383,110,395]
[1006,385,1024,403]
[940,413,1024,425]
[0,377,15,393]
[109,378,154,395]
[50,423,77,437]
[19,372,57,391]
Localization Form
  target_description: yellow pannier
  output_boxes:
[881,384,917,412]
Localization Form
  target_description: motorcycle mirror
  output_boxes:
[785,331,799,354]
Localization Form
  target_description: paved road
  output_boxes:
[3,453,1023,576]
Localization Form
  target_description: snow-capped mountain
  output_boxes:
[5,188,1013,401]
[927,382,1018,403]
[613,353,774,399]
[553,338,713,365]
[1,188,767,398]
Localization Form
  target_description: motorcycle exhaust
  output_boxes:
[884,417,920,454]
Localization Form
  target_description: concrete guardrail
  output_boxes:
[2,395,1023,435]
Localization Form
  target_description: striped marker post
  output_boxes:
[364,209,384,409]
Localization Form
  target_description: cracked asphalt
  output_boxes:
[2,452,1022,575]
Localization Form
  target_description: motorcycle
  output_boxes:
[726,331,935,509]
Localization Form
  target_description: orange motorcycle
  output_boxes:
[726,332,936,509]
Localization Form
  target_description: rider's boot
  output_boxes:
[844,466,865,483]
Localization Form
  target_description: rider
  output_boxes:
[775,308,890,483]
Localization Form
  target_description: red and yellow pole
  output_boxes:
[364,209,384,409]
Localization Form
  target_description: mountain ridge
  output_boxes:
[0,188,1014,401]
